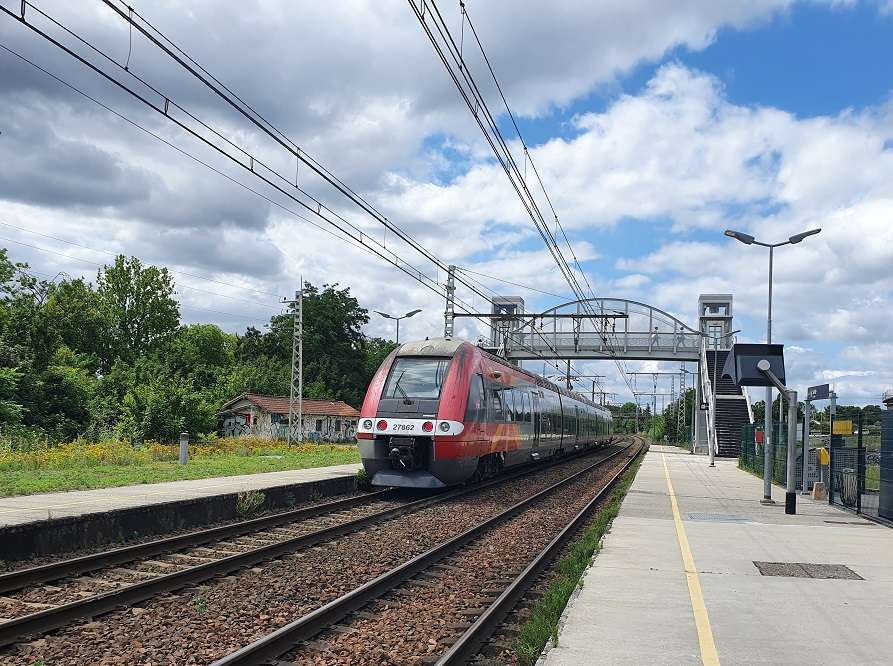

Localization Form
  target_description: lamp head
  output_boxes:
[788,228,821,244]
[724,229,755,245]
[374,311,393,320]
[404,309,422,318]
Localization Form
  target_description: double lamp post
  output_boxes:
[375,309,422,344]
[723,227,821,505]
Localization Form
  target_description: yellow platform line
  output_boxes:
[662,453,720,666]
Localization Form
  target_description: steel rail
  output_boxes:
[210,444,633,666]
[436,439,645,664]
[0,444,618,647]
[0,489,393,595]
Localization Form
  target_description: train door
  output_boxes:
[532,391,541,449]
[465,373,487,455]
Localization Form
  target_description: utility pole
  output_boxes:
[653,373,658,435]
[284,284,304,446]
[444,264,456,338]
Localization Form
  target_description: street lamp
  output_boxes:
[375,309,422,344]
[724,227,821,503]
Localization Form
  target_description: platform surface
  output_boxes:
[0,463,361,527]
[543,445,893,666]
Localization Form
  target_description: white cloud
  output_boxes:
[1,0,892,401]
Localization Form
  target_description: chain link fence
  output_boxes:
[740,411,893,523]
[739,423,804,487]
[828,411,891,521]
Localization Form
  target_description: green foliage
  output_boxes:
[0,248,390,446]
[236,489,266,517]
[194,595,209,616]
[0,441,360,496]
[513,452,645,665]
[96,255,179,366]
[355,467,372,491]
[659,388,694,444]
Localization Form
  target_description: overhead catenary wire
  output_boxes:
[0,42,518,365]
[0,220,281,308]
[94,0,499,310]
[409,0,639,397]
[0,37,453,312]
[0,3,471,309]
[0,232,283,320]
[1,7,594,389]
[454,266,569,300]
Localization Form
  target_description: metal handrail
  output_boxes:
[742,385,754,424]
[699,338,717,457]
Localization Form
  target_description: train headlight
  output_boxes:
[363,419,373,430]
[422,421,434,433]
[439,421,451,433]
[376,420,388,431]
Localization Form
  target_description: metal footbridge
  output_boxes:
[489,298,701,362]
[448,292,752,458]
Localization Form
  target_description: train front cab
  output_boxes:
[357,341,479,489]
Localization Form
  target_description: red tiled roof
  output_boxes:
[221,393,360,417]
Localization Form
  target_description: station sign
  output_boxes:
[807,384,830,401]
[832,420,853,435]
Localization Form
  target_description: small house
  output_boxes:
[219,393,360,443]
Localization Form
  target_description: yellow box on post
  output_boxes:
[832,420,853,435]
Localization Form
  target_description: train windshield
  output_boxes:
[383,357,450,400]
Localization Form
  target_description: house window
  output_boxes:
[315,419,323,432]
[334,419,342,433]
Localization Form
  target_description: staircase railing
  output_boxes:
[742,386,754,424]
[699,337,717,457]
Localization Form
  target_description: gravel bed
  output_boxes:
[1,445,627,665]
[0,490,371,574]
[479,437,647,666]
[2,498,407,615]
[289,444,641,665]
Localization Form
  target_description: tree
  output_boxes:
[0,247,397,443]
[0,366,24,426]
[247,282,373,406]
[97,255,179,367]
[661,388,694,443]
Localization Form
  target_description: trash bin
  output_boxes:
[838,468,858,507]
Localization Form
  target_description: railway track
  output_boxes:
[211,439,644,665]
[0,443,620,654]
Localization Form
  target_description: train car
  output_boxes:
[357,338,613,488]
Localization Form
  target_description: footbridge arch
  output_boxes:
[495,297,704,362]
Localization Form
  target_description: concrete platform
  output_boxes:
[543,445,893,666]
[0,463,361,561]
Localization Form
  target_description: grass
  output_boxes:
[513,449,645,666]
[0,438,360,497]
[866,464,880,492]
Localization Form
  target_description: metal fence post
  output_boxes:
[857,409,864,514]
[785,389,798,514]
[802,402,811,494]
[179,432,189,465]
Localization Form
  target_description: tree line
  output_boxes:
[0,249,395,446]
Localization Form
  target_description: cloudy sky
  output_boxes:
[1,0,892,405]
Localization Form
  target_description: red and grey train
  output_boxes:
[357,338,613,488]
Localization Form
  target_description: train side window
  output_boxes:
[489,385,505,422]
[465,374,486,422]
[506,388,516,422]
